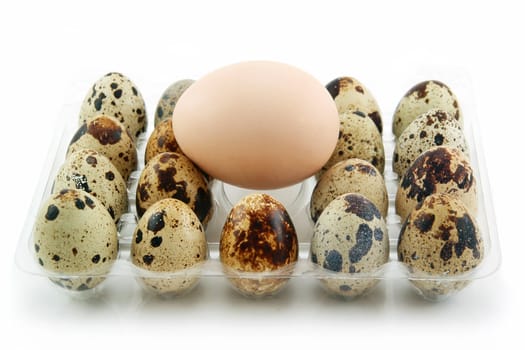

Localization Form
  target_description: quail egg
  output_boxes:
[67,115,138,181]
[397,193,484,300]
[53,149,128,223]
[326,76,382,133]
[131,198,208,296]
[392,80,462,138]
[144,119,183,164]
[79,72,147,140]
[310,193,389,298]
[32,189,118,291]
[395,146,477,221]
[393,108,468,177]
[319,110,385,178]
[135,152,212,225]
[311,158,388,222]
[154,79,194,126]
[220,193,298,297]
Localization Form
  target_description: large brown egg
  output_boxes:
[219,193,298,297]
[172,61,339,190]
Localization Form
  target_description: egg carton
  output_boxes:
[15,67,502,302]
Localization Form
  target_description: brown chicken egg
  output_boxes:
[172,61,339,190]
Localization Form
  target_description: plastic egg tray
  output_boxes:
[15,68,501,302]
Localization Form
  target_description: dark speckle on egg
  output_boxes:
[349,223,373,263]
[74,198,85,210]
[94,92,106,111]
[323,250,343,272]
[147,211,165,232]
[143,254,154,265]
[325,78,341,98]
[135,229,143,244]
[343,194,381,221]
[105,171,115,181]
[406,80,429,99]
[414,213,435,233]
[86,156,97,166]
[85,196,95,209]
[194,187,212,223]
[150,236,163,247]
[45,205,59,221]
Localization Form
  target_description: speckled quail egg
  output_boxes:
[397,193,484,300]
[319,110,385,178]
[154,79,194,126]
[53,149,128,223]
[144,119,183,164]
[311,158,388,222]
[220,193,298,297]
[131,198,208,296]
[79,72,147,140]
[135,152,212,226]
[393,108,468,177]
[310,193,389,298]
[32,189,118,291]
[395,146,477,221]
[326,76,382,133]
[67,115,137,181]
[392,80,462,138]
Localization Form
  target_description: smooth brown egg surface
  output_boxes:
[172,61,339,190]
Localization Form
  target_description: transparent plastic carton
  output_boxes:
[15,67,502,302]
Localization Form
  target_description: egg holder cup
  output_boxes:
[15,69,502,302]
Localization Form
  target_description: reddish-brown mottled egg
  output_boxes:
[219,193,298,297]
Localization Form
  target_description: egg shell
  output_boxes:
[395,146,477,221]
[319,110,385,178]
[53,149,128,223]
[154,79,194,126]
[131,198,208,296]
[392,80,462,138]
[219,193,298,297]
[135,152,212,225]
[67,115,137,181]
[310,158,388,222]
[172,60,339,190]
[145,119,183,164]
[32,189,118,291]
[310,193,389,298]
[397,193,484,300]
[393,108,469,177]
[79,72,147,140]
[326,76,383,133]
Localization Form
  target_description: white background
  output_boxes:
[1,0,522,348]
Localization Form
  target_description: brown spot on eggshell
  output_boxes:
[220,194,298,272]
[87,117,122,145]
[406,81,429,99]
[399,147,474,203]
[414,212,435,233]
